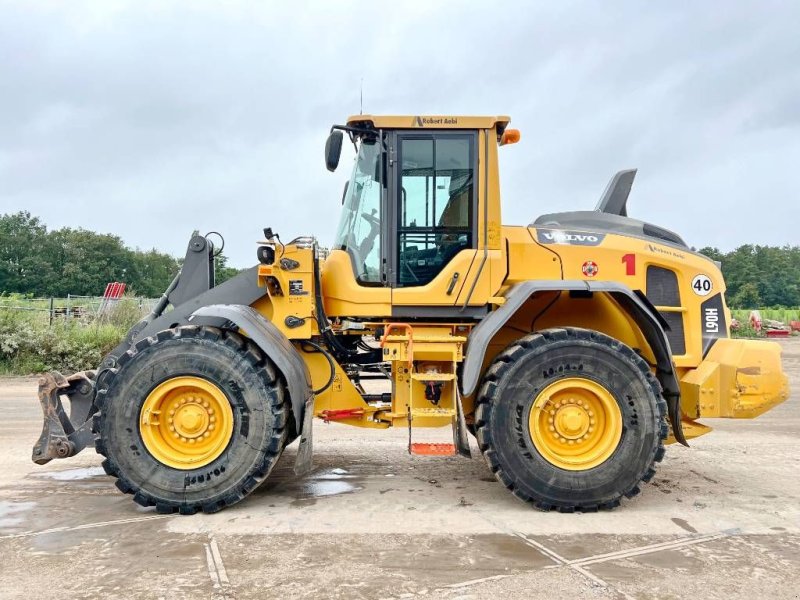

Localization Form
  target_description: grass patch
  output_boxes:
[0,298,144,375]
[731,308,800,323]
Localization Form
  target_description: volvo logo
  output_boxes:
[536,229,606,246]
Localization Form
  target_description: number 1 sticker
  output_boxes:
[691,274,713,296]
[621,253,636,275]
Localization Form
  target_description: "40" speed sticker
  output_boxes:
[691,274,713,296]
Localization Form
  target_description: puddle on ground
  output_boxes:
[258,467,365,506]
[32,466,106,481]
[0,500,37,530]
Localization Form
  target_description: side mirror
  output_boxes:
[341,180,349,205]
[325,130,344,172]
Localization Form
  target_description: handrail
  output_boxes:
[380,323,414,367]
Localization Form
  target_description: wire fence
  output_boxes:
[0,295,159,325]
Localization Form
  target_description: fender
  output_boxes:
[191,304,313,435]
[461,280,687,445]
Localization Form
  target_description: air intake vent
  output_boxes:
[646,266,685,355]
[646,266,681,307]
[660,312,686,355]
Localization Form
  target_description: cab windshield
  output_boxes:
[333,139,382,284]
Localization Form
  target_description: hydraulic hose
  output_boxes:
[311,242,359,362]
[300,339,336,395]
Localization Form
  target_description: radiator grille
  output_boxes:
[660,311,686,355]
[646,266,685,355]
[646,266,681,307]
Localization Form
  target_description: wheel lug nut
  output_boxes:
[203,400,210,408]
[209,425,215,431]
[210,416,216,423]
[169,426,175,432]
[548,426,555,432]
[590,419,596,425]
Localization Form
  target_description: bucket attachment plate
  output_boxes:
[32,371,97,465]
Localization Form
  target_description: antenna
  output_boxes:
[360,78,363,115]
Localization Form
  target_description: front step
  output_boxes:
[410,373,455,381]
[410,407,455,418]
[410,443,456,456]
[379,323,470,459]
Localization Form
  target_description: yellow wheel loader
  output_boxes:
[32,115,790,513]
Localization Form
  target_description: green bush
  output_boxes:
[731,308,800,324]
[731,321,762,339]
[0,306,135,375]
[106,296,147,330]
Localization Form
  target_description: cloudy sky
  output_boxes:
[1,1,798,267]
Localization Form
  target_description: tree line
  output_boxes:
[0,212,239,298]
[698,245,800,308]
[2,211,797,308]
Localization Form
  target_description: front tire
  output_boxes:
[475,327,667,512]
[93,326,290,514]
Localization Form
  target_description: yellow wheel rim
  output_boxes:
[139,376,234,470]
[529,377,622,471]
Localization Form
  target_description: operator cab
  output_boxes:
[325,116,511,295]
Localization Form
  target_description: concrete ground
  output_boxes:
[1,339,799,600]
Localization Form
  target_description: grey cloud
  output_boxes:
[0,0,797,267]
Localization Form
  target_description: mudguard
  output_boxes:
[190,304,313,435]
[461,280,686,445]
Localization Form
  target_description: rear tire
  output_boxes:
[475,327,667,512]
[93,326,289,514]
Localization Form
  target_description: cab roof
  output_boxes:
[346,114,511,131]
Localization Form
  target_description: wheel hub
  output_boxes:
[170,397,216,442]
[139,376,233,469]
[530,377,622,470]
[554,403,591,439]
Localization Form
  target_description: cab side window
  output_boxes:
[397,135,474,286]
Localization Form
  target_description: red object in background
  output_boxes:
[749,310,762,333]
[102,282,126,299]
[766,330,790,338]
[98,282,127,316]
[791,321,800,332]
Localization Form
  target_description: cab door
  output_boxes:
[388,131,485,316]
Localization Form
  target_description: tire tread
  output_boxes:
[475,327,668,513]
[92,326,290,514]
